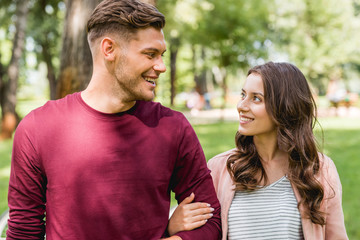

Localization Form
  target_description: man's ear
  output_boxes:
[101,37,116,61]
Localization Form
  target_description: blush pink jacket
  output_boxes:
[207,149,348,240]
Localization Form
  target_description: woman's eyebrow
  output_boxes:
[242,89,264,97]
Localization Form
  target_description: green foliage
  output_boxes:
[157,0,360,99]
[26,0,64,72]
[194,0,272,70]
[0,1,17,64]
[2,0,360,105]
[271,0,360,94]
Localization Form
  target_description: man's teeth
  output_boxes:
[144,77,155,84]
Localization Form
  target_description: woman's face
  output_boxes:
[237,73,277,139]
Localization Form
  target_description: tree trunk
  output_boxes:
[42,41,57,100]
[0,0,29,140]
[0,53,4,115]
[220,69,228,110]
[56,0,101,99]
[169,37,179,106]
[38,0,58,100]
[193,47,208,110]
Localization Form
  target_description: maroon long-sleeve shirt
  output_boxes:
[7,92,221,240]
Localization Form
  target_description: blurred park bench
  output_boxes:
[328,91,359,108]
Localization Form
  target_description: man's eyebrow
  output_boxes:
[142,48,167,54]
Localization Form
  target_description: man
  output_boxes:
[7,0,221,239]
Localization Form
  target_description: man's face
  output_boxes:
[113,27,167,102]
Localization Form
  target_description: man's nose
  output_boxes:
[154,57,166,73]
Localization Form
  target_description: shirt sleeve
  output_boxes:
[7,117,46,239]
[323,156,348,240]
[169,115,221,240]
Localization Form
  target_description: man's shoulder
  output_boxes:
[20,93,78,125]
[138,101,179,112]
[137,101,186,121]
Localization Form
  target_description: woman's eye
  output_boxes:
[253,96,261,102]
[240,92,246,99]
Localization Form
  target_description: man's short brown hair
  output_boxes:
[87,0,165,43]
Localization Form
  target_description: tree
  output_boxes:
[272,0,360,94]
[187,0,273,109]
[27,0,64,100]
[0,0,29,140]
[56,0,101,99]
[157,0,181,106]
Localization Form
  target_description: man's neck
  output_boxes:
[81,88,136,114]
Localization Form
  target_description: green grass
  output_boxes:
[314,118,360,239]
[0,139,11,215]
[0,117,359,239]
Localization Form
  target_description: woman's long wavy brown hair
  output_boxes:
[227,62,325,225]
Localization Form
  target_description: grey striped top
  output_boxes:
[228,176,304,240]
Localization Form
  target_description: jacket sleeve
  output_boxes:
[323,156,348,240]
[7,117,46,239]
[170,116,221,240]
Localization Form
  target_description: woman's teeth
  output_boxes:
[240,116,253,122]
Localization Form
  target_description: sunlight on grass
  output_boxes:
[0,167,10,178]
[317,117,360,129]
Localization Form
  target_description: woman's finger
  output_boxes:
[179,192,195,206]
[183,219,209,231]
[187,205,214,217]
[188,213,213,223]
[185,202,211,211]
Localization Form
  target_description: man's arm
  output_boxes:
[169,116,221,240]
[7,118,46,239]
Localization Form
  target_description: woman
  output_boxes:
[168,62,348,239]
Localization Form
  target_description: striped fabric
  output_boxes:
[228,176,304,240]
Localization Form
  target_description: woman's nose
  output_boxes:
[237,99,249,113]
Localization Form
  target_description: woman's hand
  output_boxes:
[167,193,214,236]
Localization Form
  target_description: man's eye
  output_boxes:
[146,52,155,58]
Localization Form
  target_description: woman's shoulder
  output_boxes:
[318,153,338,175]
[317,153,342,192]
[208,148,237,170]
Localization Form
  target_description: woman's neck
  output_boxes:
[253,134,289,185]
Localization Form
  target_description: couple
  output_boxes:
[6,0,347,239]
